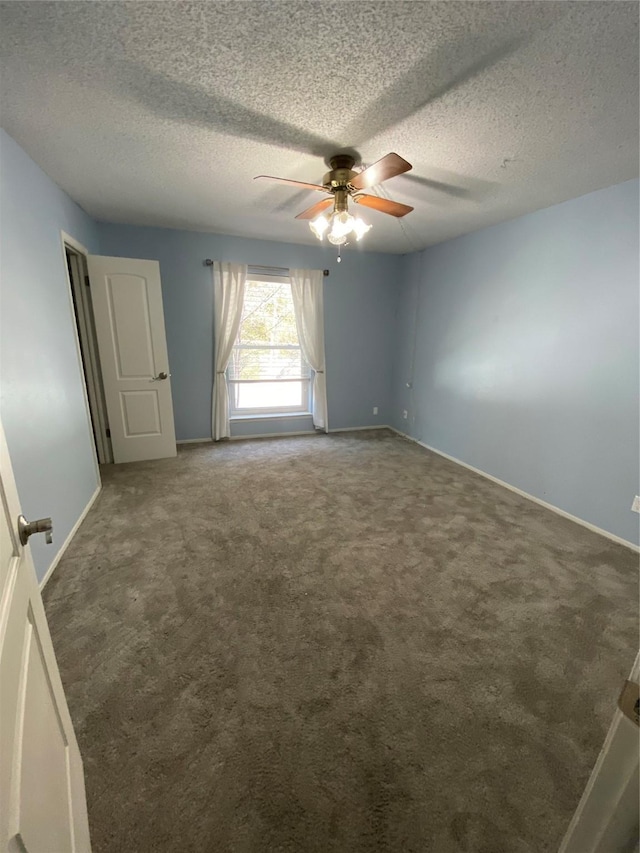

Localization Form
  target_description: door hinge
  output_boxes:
[84,275,90,287]
[105,428,111,438]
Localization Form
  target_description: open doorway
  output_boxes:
[64,242,113,464]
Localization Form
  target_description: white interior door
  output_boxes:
[87,255,177,463]
[559,653,640,853]
[0,419,91,852]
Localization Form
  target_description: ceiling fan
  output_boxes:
[254,153,414,246]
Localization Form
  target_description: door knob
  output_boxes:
[151,371,169,381]
[18,515,53,546]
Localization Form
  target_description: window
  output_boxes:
[227,277,310,416]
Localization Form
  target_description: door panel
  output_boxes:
[0,419,91,852]
[121,390,162,436]
[107,274,155,378]
[88,256,177,463]
[17,608,73,853]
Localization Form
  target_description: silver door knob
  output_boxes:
[151,371,169,381]
[18,515,53,545]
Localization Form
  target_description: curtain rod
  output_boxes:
[204,259,329,276]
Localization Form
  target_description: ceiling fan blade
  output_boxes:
[295,197,334,220]
[254,175,329,193]
[349,153,412,191]
[353,194,413,218]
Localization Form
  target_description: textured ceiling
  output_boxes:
[0,1,638,253]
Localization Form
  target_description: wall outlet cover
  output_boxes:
[402,410,408,419]
[632,496,640,513]
[373,406,378,415]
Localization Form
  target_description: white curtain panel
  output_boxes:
[212,262,247,440]
[290,268,328,431]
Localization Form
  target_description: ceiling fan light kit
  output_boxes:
[309,189,372,246]
[255,152,414,255]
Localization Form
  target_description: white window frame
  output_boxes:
[227,275,311,418]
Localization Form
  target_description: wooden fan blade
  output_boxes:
[353,194,413,218]
[254,175,329,193]
[295,197,334,220]
[349,153,412,191]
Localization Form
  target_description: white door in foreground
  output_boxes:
[0,419,91,852]
[87,255,177,463]
[559,652,639,853]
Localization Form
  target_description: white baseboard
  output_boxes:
[389,427,639,553]
[179,425,390,444]
[329,424,389,433]
[179,432,318,443]
[39,485,102,590]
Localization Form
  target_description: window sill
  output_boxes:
[230,412,313,422]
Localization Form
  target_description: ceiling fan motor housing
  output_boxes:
[323,154,358,193]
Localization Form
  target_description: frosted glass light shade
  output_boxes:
[329,212,352,240]
[352,217,372,241]
[309,214,329,239]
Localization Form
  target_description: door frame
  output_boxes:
[559,652,640,852]
[60,231,112,466]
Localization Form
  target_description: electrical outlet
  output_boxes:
[632,496,640,514]
[402,410,408,419]
[373,406,378,415]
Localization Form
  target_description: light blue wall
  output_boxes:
[229,415,314,439]
[0,129,101,582]
[3,124,636,567]
[392,179,640,546]
[97,224,400,439]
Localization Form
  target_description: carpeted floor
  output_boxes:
[43,429,638,853]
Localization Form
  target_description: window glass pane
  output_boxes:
[228,278,311,415]
[228,347,307,381]
[232,381,306,411]
[239,280,301,347]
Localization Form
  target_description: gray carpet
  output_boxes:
[43,429,638,853]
